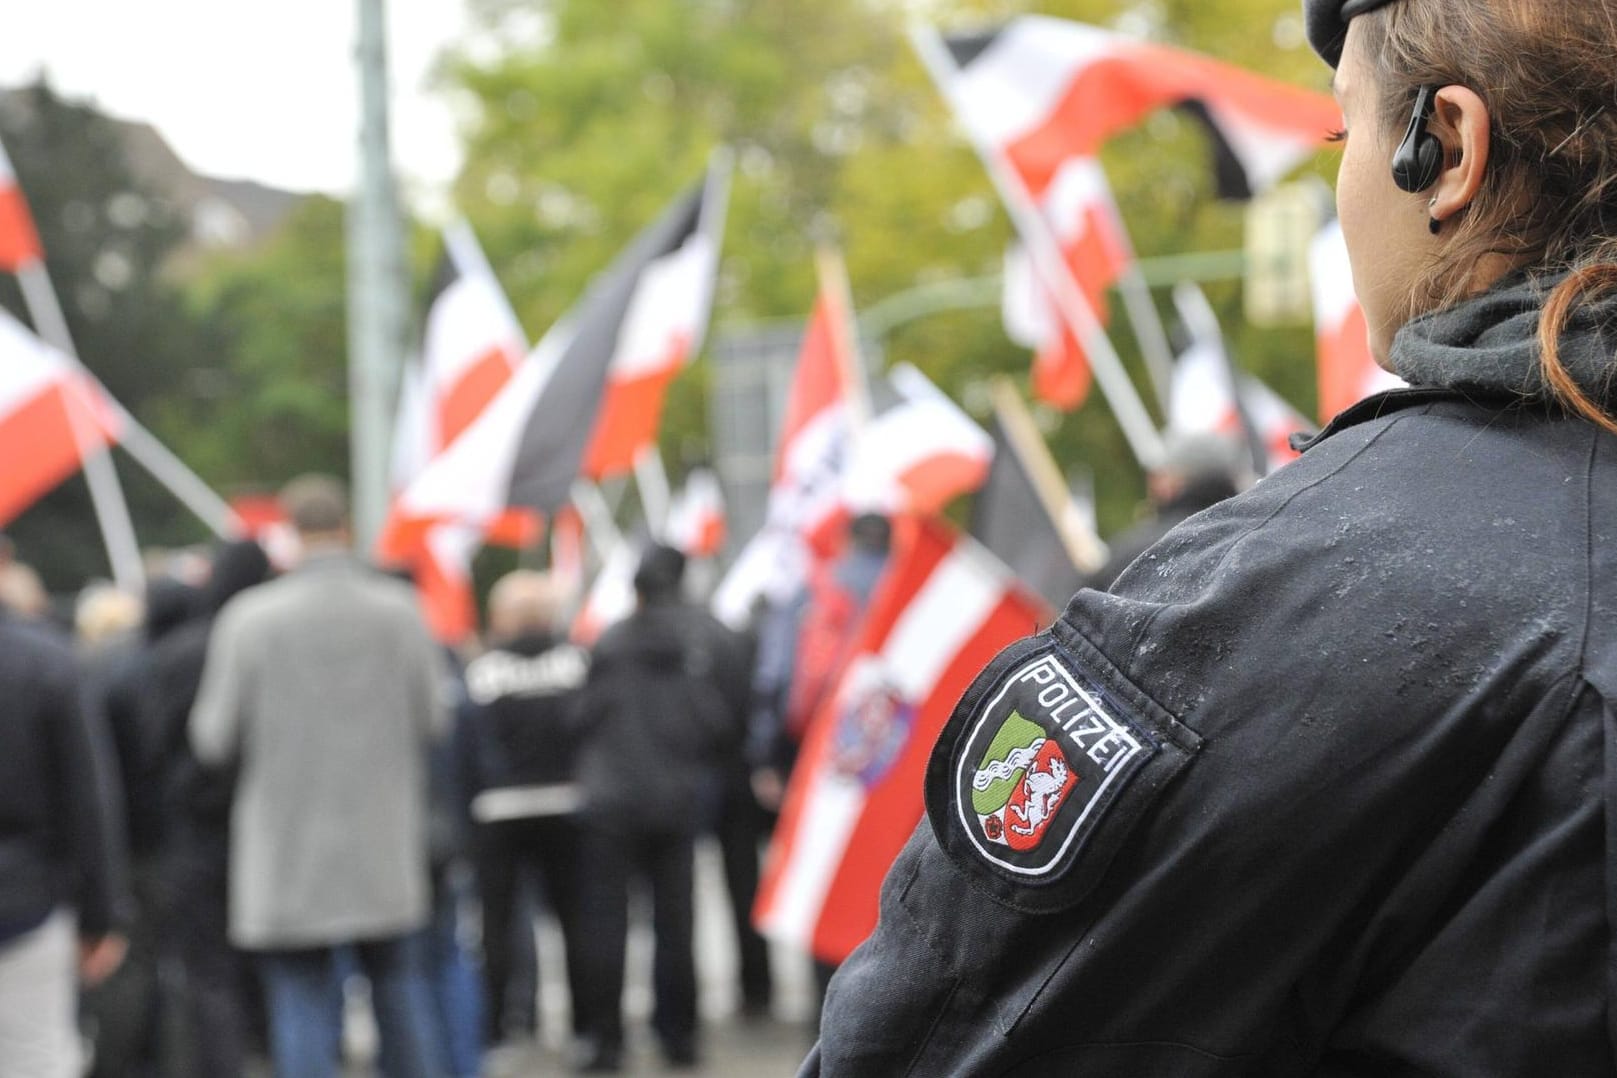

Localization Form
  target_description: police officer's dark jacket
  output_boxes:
[807,273,1617,1075]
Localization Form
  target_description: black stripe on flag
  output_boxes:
[504,179,707,514]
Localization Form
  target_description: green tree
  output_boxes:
[441,0,1334,540]
[0,81,210,590]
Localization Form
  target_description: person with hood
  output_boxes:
[140,540,269,1077]
[805,0,1617,1073]
[572,544,746,1073]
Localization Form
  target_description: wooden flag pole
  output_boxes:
[988,376,1108,574]
[814,245,872,432]
[910,23,1166,471]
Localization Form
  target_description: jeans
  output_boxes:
[258,934,445,1078]
[422,867,483,1077]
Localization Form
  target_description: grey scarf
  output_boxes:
[1390,272,1617,413]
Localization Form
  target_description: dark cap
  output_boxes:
[1305,0,1401,66]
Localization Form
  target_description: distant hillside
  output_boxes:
[1,84,305,260]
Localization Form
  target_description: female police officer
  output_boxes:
[806,0,1617,1073]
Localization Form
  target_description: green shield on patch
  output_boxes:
[970,710,1045,816]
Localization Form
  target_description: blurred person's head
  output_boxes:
[204,538,272,614]
[847,512,892,557]
[74,583,143,647]
[279,474,349,552]
[1149,431,1245,510]
[0,562,49,620]
[143,576,203,642]
[487,569,565,642]
[633,543,687,605]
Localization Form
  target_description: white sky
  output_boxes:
[0,0,474,208]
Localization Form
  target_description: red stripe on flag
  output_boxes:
[898,450,991,518]
[415,543,477,644]
[752,517,955,932]
[580,339,689,479]
[0,184,42,272]
[1005,44,1338,199]
[437,345,517,448]
[0,377,113,526]
[809,593,1039,962]
[776,293,850,482]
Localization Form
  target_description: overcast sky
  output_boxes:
[0,0,473,207]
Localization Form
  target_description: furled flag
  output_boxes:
[1309,218,1403,421]
[754,515,1049,963]
[0,308,122,526]
[667,464,726,560]
[933,16,1338,409]
[0,139,42,272]
[842,363,994,517]
[1168,281,1312,474]
[386,221,533,643]
[380,159,729,562]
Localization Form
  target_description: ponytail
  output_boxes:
[1536,264,1617,436]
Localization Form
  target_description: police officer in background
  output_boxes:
[806,0,1617,1072]
[462,570,590,1057]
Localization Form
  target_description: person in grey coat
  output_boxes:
[190,475,448,1078]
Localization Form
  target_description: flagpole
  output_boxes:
[988,377,1108,573]
[569,479,624,566]
[14,262,145,592]
[1172,281,1268,478]
[910,23,1166,470]
[633,446,672,541]
[1099,167,1178,412]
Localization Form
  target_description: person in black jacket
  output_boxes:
[806,1,1617,1074]
[461,569,589,1056]
[572,544,746,1073]
[0,606,131,1075]
[140,539,271,1077]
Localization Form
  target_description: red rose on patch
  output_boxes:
[984,815,1003,841]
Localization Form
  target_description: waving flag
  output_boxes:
[843,363,993,518]
[754,516,1048,962]
[1000,160,1131,408]
[0,309,122,526]
[0,139,42,272]
[381,159,728,563]
[413,221,528,456]
[667,465,726,559]
[935,16,1337,410]
[1310,219,1403,421]
[386,222,532,643]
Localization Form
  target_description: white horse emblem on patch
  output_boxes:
[1009,755,1068,837]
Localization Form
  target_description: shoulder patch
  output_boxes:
[926,632,1201,913]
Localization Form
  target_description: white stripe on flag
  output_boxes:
[758,541,1007,947]
[952,17,1112,148]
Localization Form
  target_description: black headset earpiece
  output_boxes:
[1391,85,1443,193]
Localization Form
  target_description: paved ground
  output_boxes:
[338,841,822,1076]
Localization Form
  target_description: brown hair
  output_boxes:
[1356,0,1617,434]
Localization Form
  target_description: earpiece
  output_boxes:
[1391,85,1443,193]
